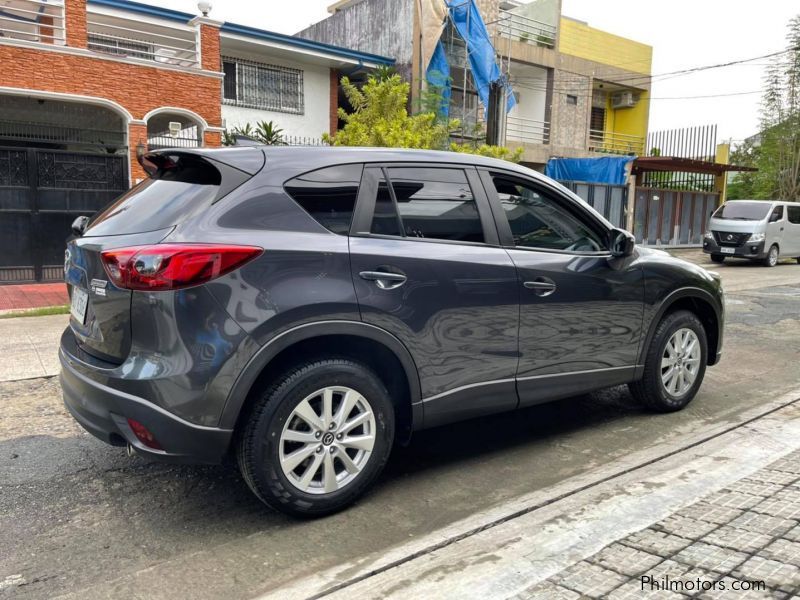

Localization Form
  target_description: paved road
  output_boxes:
[1,251,800,599]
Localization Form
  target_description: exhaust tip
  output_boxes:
[126,443,136,457]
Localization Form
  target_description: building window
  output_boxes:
[566,94,578,105]
[88,34,154,61]
[222,57,304,115]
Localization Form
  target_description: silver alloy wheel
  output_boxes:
[661,328,701,397]
[279,386,376,495]
[768,246,779,266]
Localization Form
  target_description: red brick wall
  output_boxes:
[329,69,339,137]
[199,23,221,72]
[128,122,148,182]
[0,46,222,127]
[65,0,88,48]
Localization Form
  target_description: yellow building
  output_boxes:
[558,16,652,157]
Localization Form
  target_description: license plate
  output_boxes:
[720,247,735,254]
[70,287,88,324]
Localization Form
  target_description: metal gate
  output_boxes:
[558,180,628,229]
[632,187,719,247]
[0,147,128,282]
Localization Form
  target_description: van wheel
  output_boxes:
[629,310,707,413]
[764,245,779,267]
[237,358,395,517]
[710,254,725,263]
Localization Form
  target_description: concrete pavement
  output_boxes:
[271,397,800,599]
[0,315,67,381]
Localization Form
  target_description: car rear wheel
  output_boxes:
[764,244,779,267]
[629,310,707,413]
[237,358,395,517]
[710,254,725,263]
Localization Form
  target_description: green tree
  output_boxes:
[327,73,522,161]
[753,15,800,200]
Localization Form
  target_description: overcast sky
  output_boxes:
[154,0,798,143]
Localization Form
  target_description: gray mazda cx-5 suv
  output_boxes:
[61,147,724,516]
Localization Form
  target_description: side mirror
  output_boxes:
[71,215,90,236]
[609,228,636,258]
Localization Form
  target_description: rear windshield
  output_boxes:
[85,154,222,237]
[712,202,771,221]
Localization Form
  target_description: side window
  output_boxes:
[370,174,402,236]
[771,205,785,222]
[284,164,363,235]
[386,167,484,243]
[492,176,605,252]
[788,206,800,225]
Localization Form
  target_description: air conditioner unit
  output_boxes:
[612,91,637,109]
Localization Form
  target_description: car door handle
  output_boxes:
[359,270,407,290]
[524,277,557,297]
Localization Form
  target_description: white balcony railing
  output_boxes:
[589,129,645,155]
[0,0,65,45]
[86,12,198,68]
[498,10,556,49]
[506,116,550,145]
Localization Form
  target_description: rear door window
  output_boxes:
[285,164,363,235]
[86,154,225,237]
[368,167,484,243]
[788,206,800,225]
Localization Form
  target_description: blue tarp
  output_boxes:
[425,0,515,118]
[545,157,635,186]
[426,41,451,119]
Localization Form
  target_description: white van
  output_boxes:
[703,200,800,267]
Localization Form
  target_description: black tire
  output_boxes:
[796,257,800,265]
[628,310,708,413]
[764,244,779,267]
[237,358,395,517]
[710,254,725,264]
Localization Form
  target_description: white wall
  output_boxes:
[509,62,548,122]
[220,48,331,140]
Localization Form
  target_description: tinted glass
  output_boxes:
[86,154,221,237]
[771,205,784,221]
[370,175,402,236]
[285,164,363,235]
[788,206,800,225]
[387,167,483,243]
[713,202,771,221]
[493,177,604,252]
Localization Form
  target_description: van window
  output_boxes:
[770,205,784,222]
[712,202,771,221]
[788,206,800,225]
[285,164,363,235]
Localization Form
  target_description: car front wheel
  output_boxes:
[629,310,708,412]
[237,358,395,517]
[764,244,779,267]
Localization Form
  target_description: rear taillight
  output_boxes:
[101,244,262,291]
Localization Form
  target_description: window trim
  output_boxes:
[350,163,500,247]
[476,167,614,256]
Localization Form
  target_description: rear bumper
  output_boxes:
[60,334,233,464]
[703,238,766,259]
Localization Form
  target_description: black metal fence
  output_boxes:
[644,125,718,192]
